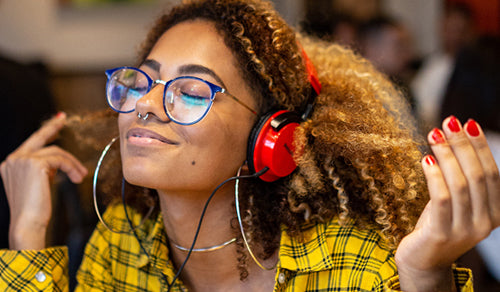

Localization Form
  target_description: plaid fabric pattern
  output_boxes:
[75,204,186,292]
[1,203,473,291]
[277,220,397,291]
[0,247,68,291]
[277,221,472,291]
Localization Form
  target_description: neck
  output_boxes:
[158,183,235,250]
[157,184,239,290]
[157,183,278,291]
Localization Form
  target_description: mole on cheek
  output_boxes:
[191,161,196,166]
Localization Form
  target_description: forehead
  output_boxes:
[146,20,237,77]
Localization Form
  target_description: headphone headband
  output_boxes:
[300,47,322,97]
[299,45,321,120]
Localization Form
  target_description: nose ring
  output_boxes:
[137,113,150,121]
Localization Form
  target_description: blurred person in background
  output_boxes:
[411,2,476,132]
[328,14,359,48]
[302,12,359,49]
[358,16,418,113]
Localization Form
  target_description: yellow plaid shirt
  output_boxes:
[0,204,472,291]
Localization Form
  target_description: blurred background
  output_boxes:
[0,0,499,290]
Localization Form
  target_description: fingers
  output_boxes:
[35,146,88,183]
[16,112,66,154]
[445,117,488,228]
[463,119,500,227]
[426,116,498,241]
[2,145,88,185]
[421,155,452,235]
[1,112,89,185]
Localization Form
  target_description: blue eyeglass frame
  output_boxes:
[105,66,257,125]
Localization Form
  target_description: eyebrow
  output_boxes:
[142,59,161,73]
[177,64,228,88]
[141,60,227,89]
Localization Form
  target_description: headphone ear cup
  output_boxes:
[247,110,301,182]
[247,111,276,175]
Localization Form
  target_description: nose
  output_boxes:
[135,81,170,122]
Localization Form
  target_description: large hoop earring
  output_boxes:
[235,165,277,271]
[93,137,154,234]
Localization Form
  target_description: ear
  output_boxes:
[240,162,251,174]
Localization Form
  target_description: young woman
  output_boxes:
[1,0,498,291]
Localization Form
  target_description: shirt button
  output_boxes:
[278,272,286,284]
[35,271,46,283]
[137,254,149,267]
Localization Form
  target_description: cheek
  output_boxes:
[187,118,253,174]
[191,124,248,161]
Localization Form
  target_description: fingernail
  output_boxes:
[424,155,436,166]
[465,119,480,137]
[56,111,66,119]
[431,128,446,144]
[447,115,461,133]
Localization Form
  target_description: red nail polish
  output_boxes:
[425,155,436,166]
[447,116,461,133]
[431,128,446,144]
[56,111,65,118]
[465,119,480,137]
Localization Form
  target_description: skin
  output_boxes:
[1,20,499,292]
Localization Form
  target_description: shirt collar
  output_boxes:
[134,212,177,280]
[136,208,346,274]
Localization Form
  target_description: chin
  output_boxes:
[121,159,163,189]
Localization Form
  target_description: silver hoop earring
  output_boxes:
[137,112,150,121]
[235,166,277,270]
[93,137,154,234]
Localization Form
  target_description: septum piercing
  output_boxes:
[137,112,149,121]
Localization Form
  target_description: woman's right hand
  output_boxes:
[0,113,88,250]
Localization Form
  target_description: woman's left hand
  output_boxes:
[395,116,500,292]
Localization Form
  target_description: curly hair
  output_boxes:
[69,0,429,281]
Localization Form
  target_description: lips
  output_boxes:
[126,128,179,145]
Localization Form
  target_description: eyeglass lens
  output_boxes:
[106,68,214,124]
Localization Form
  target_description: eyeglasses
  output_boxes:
[105,66,257,125]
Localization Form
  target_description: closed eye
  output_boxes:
[179,91,210,106]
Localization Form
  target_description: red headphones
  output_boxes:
[247,48,321,182]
